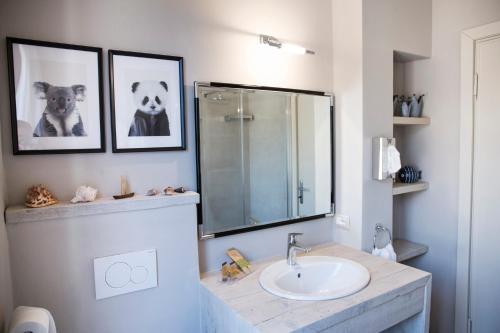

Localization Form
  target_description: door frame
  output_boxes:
[456,20,500,333]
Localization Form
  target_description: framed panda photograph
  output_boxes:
[109,49,186,153]
[6,37,105,154]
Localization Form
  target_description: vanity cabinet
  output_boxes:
[200,243,431,333]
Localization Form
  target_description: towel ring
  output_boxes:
[373,224,392,250]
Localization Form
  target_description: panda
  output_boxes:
[128,80,170,137]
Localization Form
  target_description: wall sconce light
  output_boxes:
[259,35,315,55]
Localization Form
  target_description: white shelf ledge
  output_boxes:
[394,239,429,262]
[393,116,430,126]
[392,181,429,195]
[5,191,200,224]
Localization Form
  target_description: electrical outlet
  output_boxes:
[335,214,351,230]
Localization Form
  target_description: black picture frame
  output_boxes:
[109,49,186,153]
[6,37,105,155]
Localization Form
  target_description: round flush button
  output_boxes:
[105,262,132,288]
[131,266,149,284]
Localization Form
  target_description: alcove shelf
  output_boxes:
[392,49,431,264]
[392,181,429,195]
[393,116,430,126]
[393,239,429,262]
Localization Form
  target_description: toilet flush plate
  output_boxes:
[94,249,158,300]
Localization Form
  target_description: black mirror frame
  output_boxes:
[194,81,335,239]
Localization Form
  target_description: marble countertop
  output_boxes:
[200,243,431,332]
[5,191,200,224]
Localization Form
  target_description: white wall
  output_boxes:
[331,0,364,249]
[0,4,14,330]
[0,0,333,205]
[331,0,432,252]
[0,207,13,333]
[399,0,500,332]
[199,217,333,273]
[362,0,432,251]
[7,202,199,333]
[0,0,334,287]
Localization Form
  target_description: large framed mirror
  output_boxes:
[195,82,334,238]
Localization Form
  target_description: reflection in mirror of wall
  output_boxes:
[195,83,333,238]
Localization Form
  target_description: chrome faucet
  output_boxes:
[287,233,311,266]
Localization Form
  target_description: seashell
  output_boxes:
[25,185,58,208]
[70,185,98,203]
[163,186,176,196]
[145,188,159,196]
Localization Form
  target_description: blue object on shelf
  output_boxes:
[401,101,410,117]
[398,166,422,183]
[410,94,424,117]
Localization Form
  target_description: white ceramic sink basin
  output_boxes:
[259,256,370,301]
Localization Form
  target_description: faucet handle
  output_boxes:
[288,232,303,244]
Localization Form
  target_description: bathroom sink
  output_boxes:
[259,256,370,301]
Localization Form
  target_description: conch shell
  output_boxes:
[25,185,58,208]
[71,185,98,203]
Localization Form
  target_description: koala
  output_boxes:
[128,80,170,137]
[33,81,87,137]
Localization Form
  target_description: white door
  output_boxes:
[470,35,500,332]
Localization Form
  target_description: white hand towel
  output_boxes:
[387,144,401,174]
[372,243,397,262]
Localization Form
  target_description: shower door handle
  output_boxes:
[298,181,309,204]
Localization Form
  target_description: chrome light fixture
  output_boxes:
[259,35,315,55]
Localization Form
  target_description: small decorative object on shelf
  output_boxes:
[25,185,58,208]
[144,188,159,196]
[410,94,424,117]
[393,94,425,118]
[164,187,176,195]
[398,166,422,183]
[70,185,98,203]
[401,100,410,117]
[163,186,187,195]
[174,186,187,193]
[393,95,403,116]
[113,193,134,199]
[113,175,134,199]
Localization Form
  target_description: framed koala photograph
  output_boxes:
[109,49,186,153]
[6,37,105,154]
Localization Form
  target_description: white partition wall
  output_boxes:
[6,194,200,333]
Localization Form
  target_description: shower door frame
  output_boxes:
[194,81,335,239]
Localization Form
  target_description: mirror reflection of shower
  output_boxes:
[203,91,227,102]
[197,84,332,235]
[202,89,255,122]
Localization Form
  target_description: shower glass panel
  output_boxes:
[196,83,333,237]
[198,87,291,234]
[198,88,245,233]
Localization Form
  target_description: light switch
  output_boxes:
[335,214,351,230]
[94,249,157,300]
